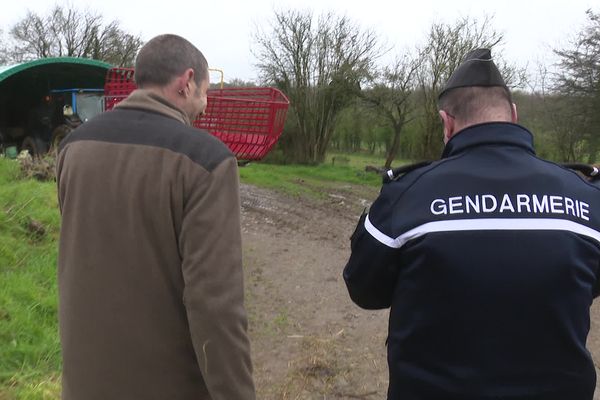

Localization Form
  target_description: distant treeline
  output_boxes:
[328,89,593,164]
[254,9,600,166]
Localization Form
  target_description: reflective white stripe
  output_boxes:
[365,214,400,247]
[365,215,600,249]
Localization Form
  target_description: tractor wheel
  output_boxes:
[51,124,72,150]
[21,136,49,158]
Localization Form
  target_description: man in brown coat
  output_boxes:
[57,34,255,400]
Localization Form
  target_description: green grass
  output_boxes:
[0,158,61,400]
[239,151,401,197]
[326,151,391,169]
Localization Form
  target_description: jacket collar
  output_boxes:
[114,89,192,126]
[441,122,535,159]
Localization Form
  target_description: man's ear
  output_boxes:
[439,110,455,144]
[511,103,518,123]
[177,68,195,95]
[185,68,195,84]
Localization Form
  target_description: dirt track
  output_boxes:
[239,182,600,399]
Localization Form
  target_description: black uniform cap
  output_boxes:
[439,48,507,99]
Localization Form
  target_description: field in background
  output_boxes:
[0,152,388,399]
[239,152,401,197]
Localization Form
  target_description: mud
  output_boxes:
[240,182,600,399]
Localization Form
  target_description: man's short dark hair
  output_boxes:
[135,34,208,88]
[438,86,513,123]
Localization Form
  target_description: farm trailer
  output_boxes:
[0,57,110,157]
[0,57,289,162]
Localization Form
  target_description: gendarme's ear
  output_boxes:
[511,103,518,123]
[439,110,454,144]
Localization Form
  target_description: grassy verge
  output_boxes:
[0,158,61,400]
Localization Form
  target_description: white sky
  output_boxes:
[0,0,596,83]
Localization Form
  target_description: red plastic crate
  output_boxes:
[104,68,289,160]
[103,68,136,111]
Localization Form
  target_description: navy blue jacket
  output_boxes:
[344,123,600,399]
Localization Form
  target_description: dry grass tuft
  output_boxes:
[275,331,377,400]
[17,151,56,182]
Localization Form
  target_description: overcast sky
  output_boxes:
[0,0,597,83]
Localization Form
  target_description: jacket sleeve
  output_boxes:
[179,156,255,400]
[593,265,600,298]
[343,185,401,309]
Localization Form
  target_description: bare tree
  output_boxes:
[223,78,257,87]
[85,22,143,66]
[553,9,600,162]
[9,5,142,66]
[0,29,8,65]
[523,62,587,162]
[254,9,381,164]
[415,16,526,159]
[9,11,53,60]
[361,53,421,168]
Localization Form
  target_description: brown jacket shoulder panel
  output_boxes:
[60,108,233,172]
